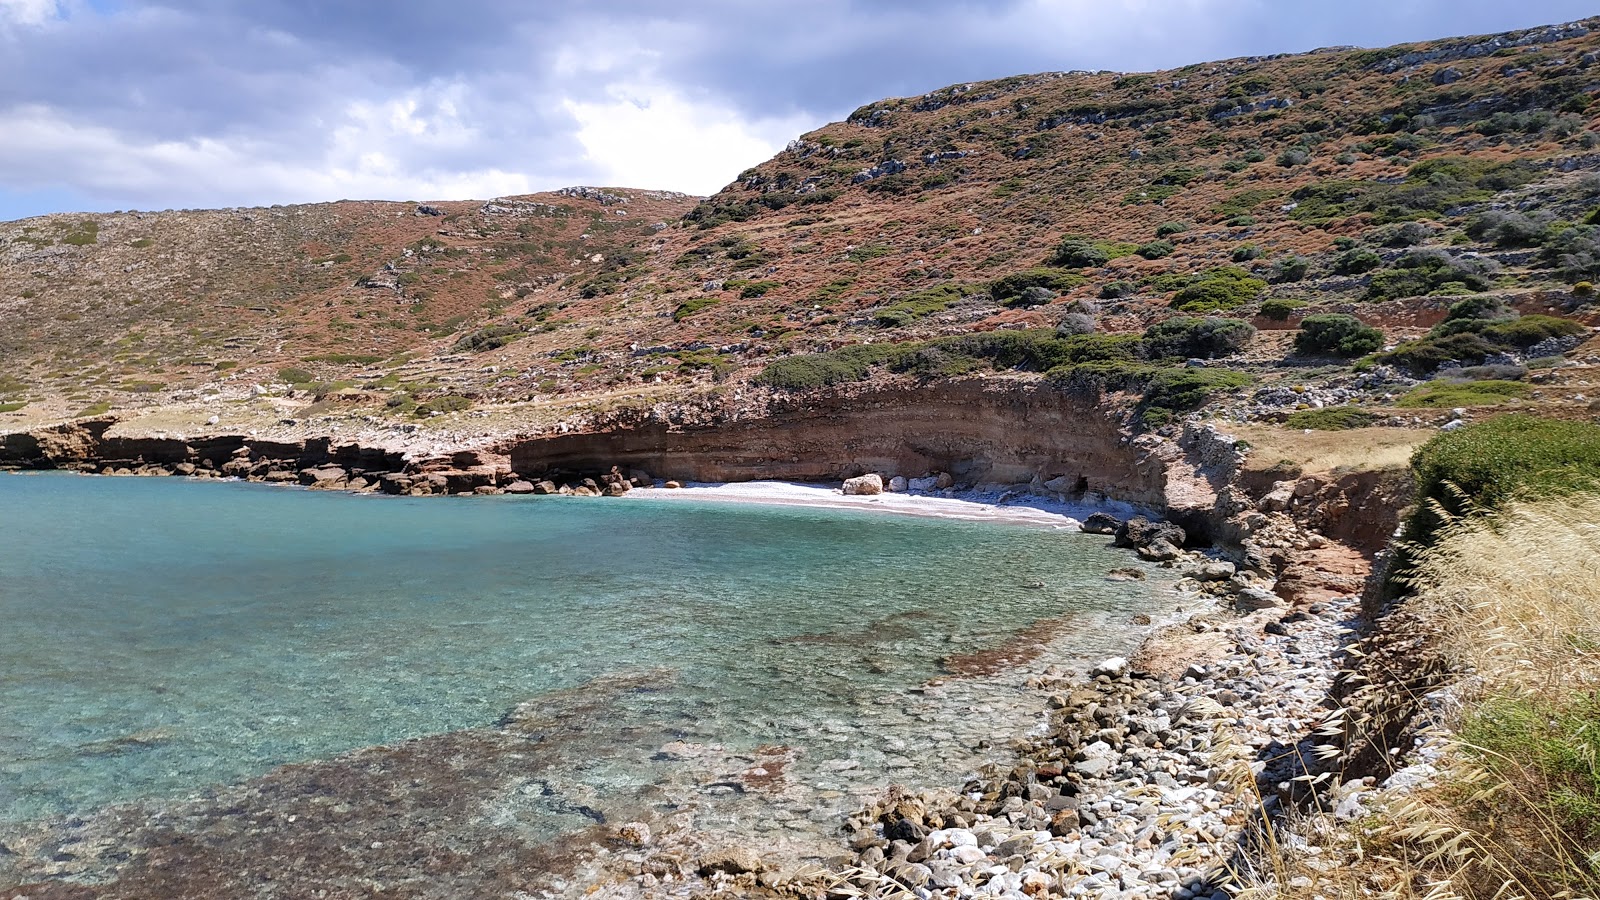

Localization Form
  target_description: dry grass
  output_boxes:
[1234,424,1430,477]
[1246,492,1600,899]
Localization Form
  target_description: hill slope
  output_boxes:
[3,18,1600,432]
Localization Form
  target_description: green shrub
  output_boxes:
[277,367,313,384]
[1259,298,1307,320]
[1049,237,1138,268]
[415,394,472,416]
[1136,240,1175,260]
[1294,314,1385,357]
[1270,255,1311,283]
[1049,238,1109,268]
[1142,368,1253,416]
[1396,379,1530,408]
[736,280,780,299]
[1155,221,1190,237]
[1290,157,1537,225]
[1231,244,1263,263]
[1402,415,1600,558]
[871,283,976,327]
[754,344,897,390]
[1100,280,1136,299]
[1379,332,1497,375]
[1460,693,1600,840]
[990,268,1086,305]
[1285,407,1378,430]
[453,324,524,352]
[1170,267,1267,312]
[1333,247,1382,275]
[672,297,721,321]
[1366,249,1498,301]
[1142,317,1256,359]
[1479,315,1586,349]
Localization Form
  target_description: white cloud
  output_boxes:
[0,0,59,26]
[0,104,539,209]
[564,83,813,195]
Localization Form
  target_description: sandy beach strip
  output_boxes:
[623,479,1146,528]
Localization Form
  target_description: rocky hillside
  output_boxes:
[4,18,1600,433]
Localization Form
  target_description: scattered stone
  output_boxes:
[698,847,765,876]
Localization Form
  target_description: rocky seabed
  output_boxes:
[587,560,1357,900]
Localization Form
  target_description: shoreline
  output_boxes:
[623,479,1150,529]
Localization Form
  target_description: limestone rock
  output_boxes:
[615,821,651,847]
[842,474,884,496]
[698,846,764,876]
[504,480,537,494]
[887,475,908,492]
[1235,586,1284,611]
[1137,538,1182,561]
[1114,516,1185,550]
[1081,512,1122,535]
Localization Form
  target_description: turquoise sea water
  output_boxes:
[0,472,1173,840]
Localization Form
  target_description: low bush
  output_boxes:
[1259,298,1307,320]
[1396,378,1530,409]
[990,268,1087,305]
[1294,313,1384,357]
[1170,267,1267,312]
[1270,255,1311,283]
[1365,249,1499,301]
[1142,317,1256,359]
[1284,407,1378,430]
[672,297,721,321]
[1099,280,1136,299]
[1155,221,1190,237]
[1379,331,1498,374]
[1136,240,1174,260]
[453,324,523,352]
[754,344,897,390]
[1332,247,1382,275]
[277,367,312,385]
[1401,415,1600,555]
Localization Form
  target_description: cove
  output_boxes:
[0,471,1180,887]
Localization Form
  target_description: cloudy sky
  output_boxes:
[0,0,1594,220]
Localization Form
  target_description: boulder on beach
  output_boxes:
[504,480,537,495]
[842,474,884,496]
[887,475,908,492]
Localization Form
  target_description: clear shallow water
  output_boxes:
[0,472,1174,839]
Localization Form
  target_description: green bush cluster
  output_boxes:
[1049,236,1138,268]
[990,268,1087,306]
[1402,415,1600,557]
[872,283,976,328]
[753,344,897,390]
[1259,298,1307,320]
[1365,249,1498,301]
[1396,379,1530,408]
[1169,267,1267,312]
[1142,317,1256,359]
[1380,311,1584,374]
[1289,157,1536,225]
[1294,313,1385,357]
[672,296,721,321]
[453,324,524,352]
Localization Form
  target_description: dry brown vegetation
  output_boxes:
[4,18,1600,434]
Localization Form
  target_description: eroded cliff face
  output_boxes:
[1,379,1184,508]
[505,380,1171,506]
